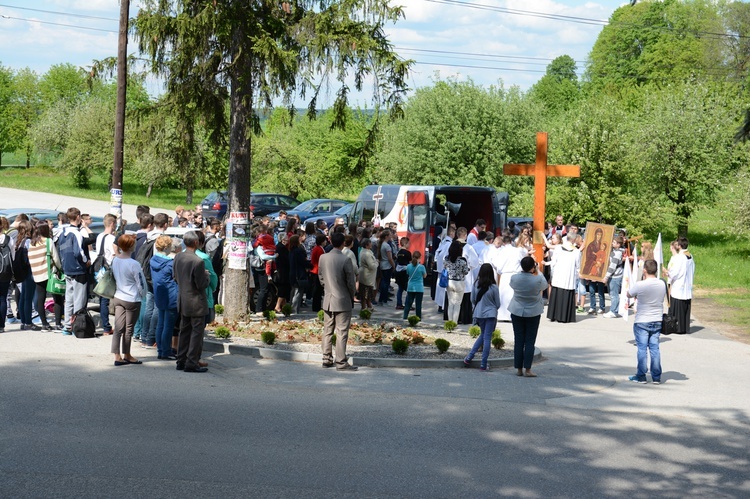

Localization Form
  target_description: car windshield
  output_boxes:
[293,200,318,211]
[334,204,352,215]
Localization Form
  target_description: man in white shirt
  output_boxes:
[627,259,667,383]
[490,235,522,321]
[471,231,492,265]
[664,236,694,334]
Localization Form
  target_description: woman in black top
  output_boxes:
[289,235,311,314]
[273,232,291,313]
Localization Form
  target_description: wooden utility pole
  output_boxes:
[111,0,130,226]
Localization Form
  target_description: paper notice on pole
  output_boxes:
[227,211,250,270]
[110,188,123,217]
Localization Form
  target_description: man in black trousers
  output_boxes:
[173,231,210,373]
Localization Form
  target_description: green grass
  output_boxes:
[0,165,213,210]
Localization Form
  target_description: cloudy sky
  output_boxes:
[0,0,627,105]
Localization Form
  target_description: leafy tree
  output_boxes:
[29,100,74,166]
[530,55,580,115]
[633,82,740,236]
[9,68,42,168]
[375,78,543,203]
[38,63,88,108]
[62,96,116,188]
[0,63,23,167]
[586,0,725,91]
[134,0,411,319]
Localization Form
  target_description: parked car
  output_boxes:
[301,203,354,229]
[0,208,104,233]
[200,191,299,220]
[269,198,349,222]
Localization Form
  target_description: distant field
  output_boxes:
[0,165,212,210]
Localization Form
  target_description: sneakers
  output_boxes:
[597,309,605,315]
[652,379,661,385]
[480,366,490,372]
[576,306,585,313]
[587,308,596,314]
[602,311,618,318]
[628,375,647,383]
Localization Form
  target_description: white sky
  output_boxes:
[0,0,628,106]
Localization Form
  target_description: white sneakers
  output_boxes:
[603,311,619,318]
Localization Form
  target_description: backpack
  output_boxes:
[206,234,224,276]
[0,236,13,282]
[72,308,96,339]
[57,228,86,276]
[12,244,29,282]
[136,238,157,290]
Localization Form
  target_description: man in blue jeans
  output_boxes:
[626,259,667,384]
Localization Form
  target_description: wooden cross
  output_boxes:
[372,185,384,216]
[504,132,580,262]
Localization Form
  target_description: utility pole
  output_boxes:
[111,0,130,228]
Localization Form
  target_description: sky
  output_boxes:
[0,0,628,106]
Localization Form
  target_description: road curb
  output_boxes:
[203,338,541,368]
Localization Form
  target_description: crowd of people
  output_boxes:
[1,204,694,381]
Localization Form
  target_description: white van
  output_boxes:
[350,184,508,268]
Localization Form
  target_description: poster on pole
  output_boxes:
[227,211,249,270]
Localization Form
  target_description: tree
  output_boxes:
[39,63,88,108]
[134,0,411,319]
[586,0,725,91]
[8,68,41,167]
[374,78,542,207]
[530,55,580,115]
[62,96,116,188]
[0,63,23,167]
[633,82,740,236]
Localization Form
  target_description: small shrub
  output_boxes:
[444,320,457,332]
[281,304,293,317]
[434,338,450,354]
[468,325,481,338]
[492,330,505,350]
[407,315,421,327]
[214,326,231,340]
[318,310,325,322]
[406,330,425,345]
[263,309,277,321]
[261,331,276,345]
[359,308,372,320]
[392,338,409,354]
[214,304,225,315]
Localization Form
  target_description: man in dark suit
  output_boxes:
[318,231,358,371]
[173,231,210,373]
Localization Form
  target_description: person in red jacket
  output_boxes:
[310,233,327,312]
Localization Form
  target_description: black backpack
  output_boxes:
[136,238,157,290]
[72,308,96,339]
[0,236,13,282]
[12,244,29,282]
[206,234,224,276]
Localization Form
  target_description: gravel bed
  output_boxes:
[209,318,514,360]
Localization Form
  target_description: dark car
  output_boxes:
[301,203,354,229]
[200,191,299,220]
[0,208,104,233]
[269,198,349,222]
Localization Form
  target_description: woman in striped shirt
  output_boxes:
[28,221,62,331]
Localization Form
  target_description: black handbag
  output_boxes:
[661,280,677,335]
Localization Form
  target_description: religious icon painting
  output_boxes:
[579,222,616,282]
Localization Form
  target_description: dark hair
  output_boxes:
[475,218,486,227]
[330,232,345,248]
[315,233,327,246]
[153,213,169,229]
[344,235,354,247]
[135,205,150,219]
[476,230,486,241]
[678,237,689,250]
[643,259,658,275]
[195,229,206,248]
[520,256,536,273]
[411,250,421,266]
[15,220,32,249]
[305,222,316,235]
[57,212,69,224]
[289,234,300,249]
[448,240,463,262]
[140,213,154,229]
[32,221,51,245]
[66,207,81,221]
[361,238,371,248]
[476,263,495,290]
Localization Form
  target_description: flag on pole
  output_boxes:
[619,255,631,321]
[632,246,640,283]
[654,233,663,277]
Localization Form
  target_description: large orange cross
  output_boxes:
[504,132,580,262]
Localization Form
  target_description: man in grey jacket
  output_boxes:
[318,231,358,371]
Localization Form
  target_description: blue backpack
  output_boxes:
[58,228,86,276]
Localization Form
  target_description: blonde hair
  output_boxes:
[640,240,654,261]
[155,235,173,253]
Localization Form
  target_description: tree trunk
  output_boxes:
[146,182,153,198]
[25,143,31,168]
[222,31,253,321]
[676,189,689,238]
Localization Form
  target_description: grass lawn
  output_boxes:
[0,166,213,210]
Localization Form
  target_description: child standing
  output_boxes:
[395,237,411,310]
[403,251,426,320]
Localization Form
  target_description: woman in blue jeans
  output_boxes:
[463,264,501,371]
[150,235,179,360]
[509,256,548,377]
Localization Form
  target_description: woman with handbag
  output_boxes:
[443,240,470,323]
[111,234,146,366]
[28,221,63,331]
[509,257,548,377]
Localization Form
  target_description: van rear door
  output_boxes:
[406,189,430,264]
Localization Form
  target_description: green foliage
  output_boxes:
[391,337,409,354]
[492,330,505,350]
[62,96,115,188]
[214,326,231,339]
[318,310,325,322]
[468,325,481,338]
[444,320,457,332]
[530,55,580,115]
[281,304,293,317]
[263,309,277,321]
[359,308,372,320]
[261,331,276,345]
[406,315,420,327]
[434,338,450,354]
[214,304,224,315]
[0,64,23,164]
